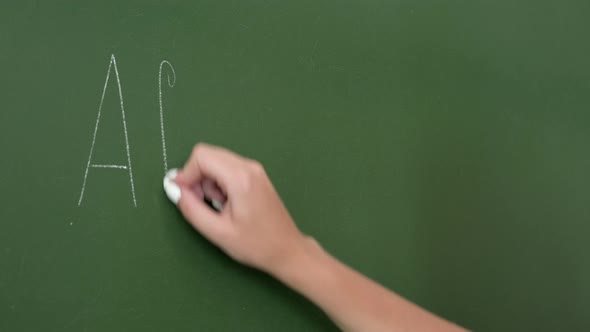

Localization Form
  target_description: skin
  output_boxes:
[169,143,468,332]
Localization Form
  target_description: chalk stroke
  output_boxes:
[159,60,176,173]
[90,164,128,170]
[78,54,137,207]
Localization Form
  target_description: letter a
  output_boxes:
[77,54,137,207]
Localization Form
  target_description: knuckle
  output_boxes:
[233,160,267,192]
[248,160,265,175]
[191,143,205,157]
[235,169,254,192]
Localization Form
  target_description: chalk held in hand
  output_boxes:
[163,168,181,204]
[163,168,224,212]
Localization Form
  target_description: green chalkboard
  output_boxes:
[1,1,589,331]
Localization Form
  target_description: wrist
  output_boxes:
[268,235,325,283]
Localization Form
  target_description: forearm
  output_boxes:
[270,237,467,332]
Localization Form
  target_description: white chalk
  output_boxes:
[163,169,181,204]
[211,199,223,211]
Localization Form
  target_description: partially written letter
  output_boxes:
[158,60,176,173]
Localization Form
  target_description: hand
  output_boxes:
[163,143,307,274]
[164,144,467,332]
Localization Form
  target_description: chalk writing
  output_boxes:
[78,54,137,207]
[159,60,176,173]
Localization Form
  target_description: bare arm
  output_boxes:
[163,143,468,332]
[271,238,465,332]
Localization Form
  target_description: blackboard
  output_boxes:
[1,1,589,331]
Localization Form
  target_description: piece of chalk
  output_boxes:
[163,169,181,204]
[203,195,223,212]
[211,199,223,211]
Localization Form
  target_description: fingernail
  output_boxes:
[163,168,181,205]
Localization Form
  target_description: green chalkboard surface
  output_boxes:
[1,1,589,331]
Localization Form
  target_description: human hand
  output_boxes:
[163,143,307,274]
[163,144,467,332]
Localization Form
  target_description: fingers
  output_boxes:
[177,186,230,244]
[202,178,227,204]
[176,143,245,193]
